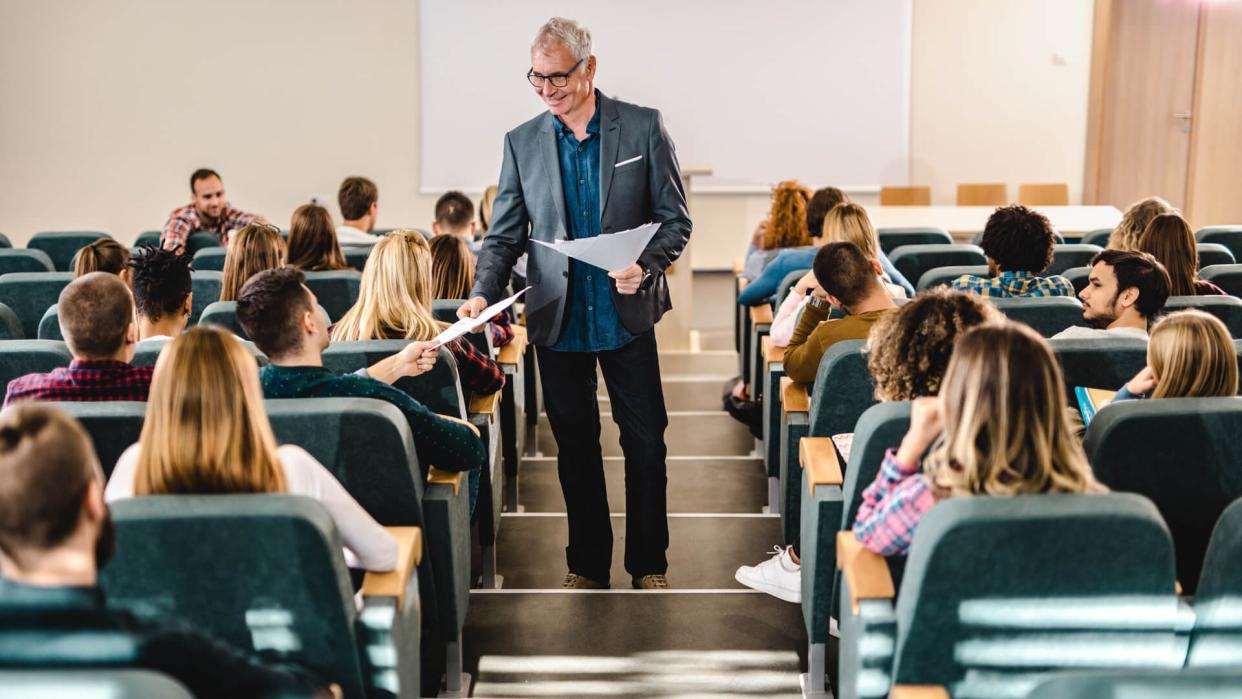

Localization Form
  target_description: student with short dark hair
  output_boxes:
[433,191,479,252]
[0,403,331,697]
[287,204,349,272]
[782,242,899,384]
[161,168,262,251]
[1052,249,1171,340]
[337,176,382,247]
[129,245,193,341]
[73,238,132,284]
[4,273,152,405]
[950,204,1074,298]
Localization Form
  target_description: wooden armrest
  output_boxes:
[468,390,500,417]
[437,412,481,437]
[427,467,463,495]
[780,377,809,415]
[890,686,950,699]
[836,531,895,614]
[762,336,785,365]
[800,437,843,493]
[750,305,773,325]
[497,325,528,364]
[361,526,422,610]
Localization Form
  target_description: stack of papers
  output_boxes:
[532,222,662,273]
[432,287,529,347]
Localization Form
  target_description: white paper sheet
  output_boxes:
[531,222,662,273]
[432,287,529,348]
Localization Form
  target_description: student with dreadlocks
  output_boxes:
[128,245,194,342]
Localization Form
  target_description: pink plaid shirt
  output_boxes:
[160,203,259,251]
[852,448,941,556]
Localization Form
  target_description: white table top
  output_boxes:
[865,205,1123,240]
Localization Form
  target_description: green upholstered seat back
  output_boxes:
[0,670,194,698]
[1027,668,1242,699]
[1197,243,1236,269]
[134,230,162,247]
[0,340,72,389]
[321,343,466,418]
[1085,397,1242,594]
[1081,228,1113,247]
[892,494,1179,692]
[1049,338,1149,398]
[0,272,73,339]
[130,337,266,368]
[993,296,1084,337]
[807,340,876,438]
[30,231,111,271]
[189,270,222,324]
[200,301,327,341]
[343,247,371,271]
[916,265,989,292]
[102,495,366,698]
[773,269,808,310]
[1162,296,1242,338]
[0,249,55,276]
[36,304,61,340]
[889,244,987,288]
[0,302,24,340]
[1190,499,1242,667]
[1064,266,1091,294]
[56,401,145,478]
[1200,264,1242,297]
[189,247,226,271]
[1196,226,1242,262]
[877,227,953,255]
[1046,244,1103,276]
[304,270,362,322]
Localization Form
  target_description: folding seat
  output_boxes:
[343,246,371,271]
[888,244,986,289]
[0,302,23,339]
[189,246,227,271]
[835,494,1184,699]
[1196,226,1242,262]
[778,340,875,545]
[0,670,193,699]
[752,269,806,416]
[0,340,71,390]
[1049,337,1149,398]
[0,249,55,276]
[1082,227,1114,247]
[0,272,73,338]
[182,232,223,256]
[133,230,162,248]
[304,270,362,322]
[189,270,221,324]
[916,265,989,292]
[1026,668,1242,698]
[1084,397,1242,595]
[29,231,110,271]
[1188,499,1242,668]
[876,227,952,255]
[1163,296,1242,338]
[993,296,1084,337]
[103,494,422,699]
[56,401,145,478]
[1046,243,1102,276]
[970,230,1064,246]
[1199,264,1242,297]
[1197,243,1235,269]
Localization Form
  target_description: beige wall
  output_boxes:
[0,0,1094,270]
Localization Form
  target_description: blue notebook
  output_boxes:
[1076,387,1117,426]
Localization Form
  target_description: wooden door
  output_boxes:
[1185,2,1242,228]
[1085,0,1201,210]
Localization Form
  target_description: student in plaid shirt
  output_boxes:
[949,205,1075,299]
[5,274,153,406]
[160,168,263,251]
[853,323,1102,556]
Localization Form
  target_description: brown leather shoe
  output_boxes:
[561,573,607,590]
[632,574,671,590]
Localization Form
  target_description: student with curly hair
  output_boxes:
[949,205,1074,298]
[1108,196,1176,252]
[740,181,813,281]
[129,245,194,341]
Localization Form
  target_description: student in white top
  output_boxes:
[1052,249,1171,341]
[103,325,396,572]
[129,245,193,342]
[336,176,382,247]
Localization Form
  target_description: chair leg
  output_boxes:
[479,543,503,589]
[767,476,782,515]
[439,641,472,698]
[800,641,831,698]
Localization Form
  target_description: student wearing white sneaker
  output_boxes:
[734,289,1002,602]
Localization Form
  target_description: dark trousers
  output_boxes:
[536,330,669,585]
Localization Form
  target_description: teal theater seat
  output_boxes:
[29,231,111,271]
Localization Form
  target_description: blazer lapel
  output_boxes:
[539,116,569,239]
[598,93,621,222]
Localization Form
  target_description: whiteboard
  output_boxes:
[418,0,911,193]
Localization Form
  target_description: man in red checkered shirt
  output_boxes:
[159,168,263,252]
[4,273,153,406]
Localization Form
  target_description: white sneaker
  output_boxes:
[734,545,801,603]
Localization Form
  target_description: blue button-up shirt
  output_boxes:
[550,97,635,353]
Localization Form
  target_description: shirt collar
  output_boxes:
[552,91,601,141]
[264,363,334,376]
[996,270,1036,279]
[67,359,134,372]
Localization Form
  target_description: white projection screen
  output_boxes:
[418,0,911,193]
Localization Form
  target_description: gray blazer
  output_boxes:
[472,92,692,347]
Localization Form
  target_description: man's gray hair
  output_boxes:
[532,17,592,61]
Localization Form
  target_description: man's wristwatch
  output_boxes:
[638,267,655,291]
[807,296,832,312]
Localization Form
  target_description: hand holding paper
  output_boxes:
[433,287,529,348]
[532,222,661,273]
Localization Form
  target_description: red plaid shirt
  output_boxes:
[377,329,505,395]
[4,360,154,406]
[161,203,259,251]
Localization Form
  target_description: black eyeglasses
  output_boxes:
[527,58,584,89]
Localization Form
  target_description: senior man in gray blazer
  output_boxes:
[460,17,691,590]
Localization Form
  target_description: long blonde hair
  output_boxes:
[331,230,442,341]
[134,325,286,495]
[1108,196,1175,252]
[1148,310,1238,399]
[927,323,1097,497]
[430,235,476,300]
[822,202,881,260]
[479,185,498,234]
[220,223,287,301]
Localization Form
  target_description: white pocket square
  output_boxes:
[614,155,643,168]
